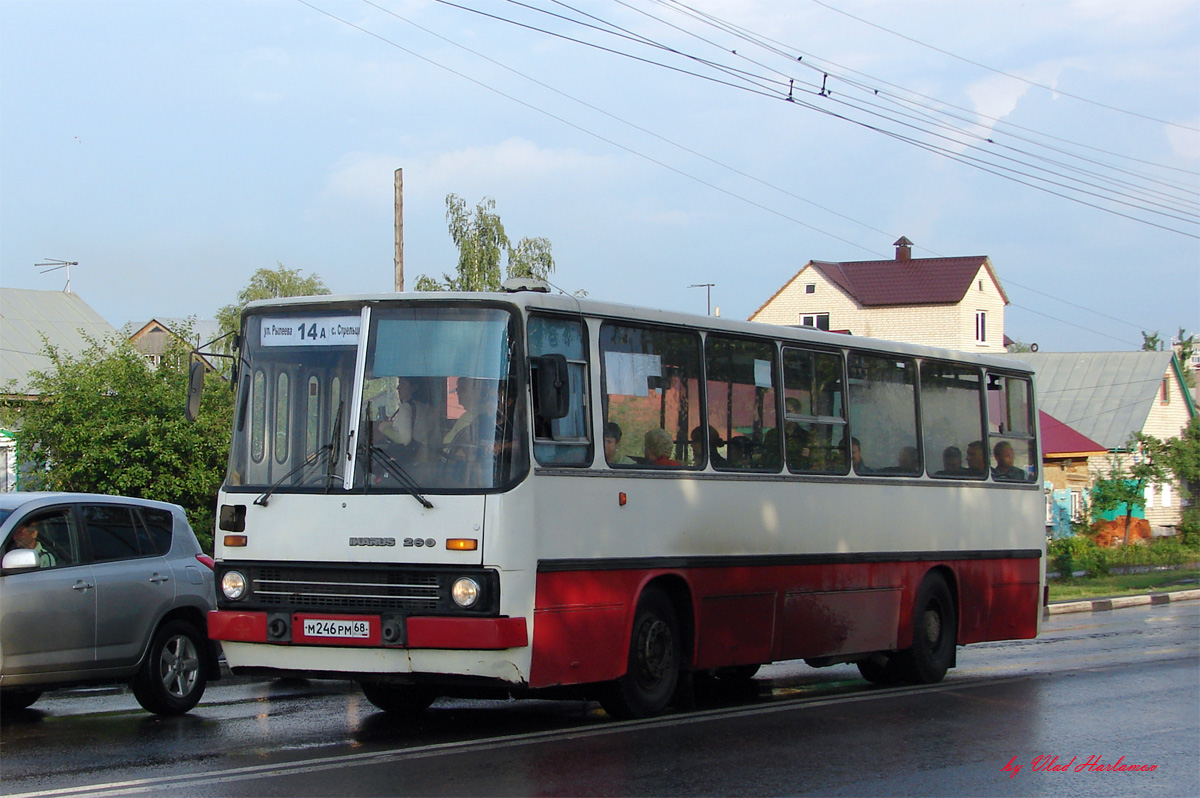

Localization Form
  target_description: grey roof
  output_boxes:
[1,288,118,396]
[1006,351,1183,450]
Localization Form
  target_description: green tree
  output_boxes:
[414,194,556,291]
[1141,330,1163,351]
[1164,417,1200,543]
[16,333,234,552]
[1173,327,1195,391]
[1005,340,1035,353]
[216,263,330,349]
[1090,433,1170,546]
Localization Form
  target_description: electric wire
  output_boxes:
[436,0,1198,236]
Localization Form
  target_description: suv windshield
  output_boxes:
[226,304,526,494]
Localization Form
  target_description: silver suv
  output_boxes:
[0,493,219,715]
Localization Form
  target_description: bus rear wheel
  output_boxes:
[360,681,438,715]
[898,575,957,684]
[600,588,681,720]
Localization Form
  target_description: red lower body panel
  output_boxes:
[528,557,1040,689]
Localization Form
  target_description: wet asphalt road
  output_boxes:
[1,601,1197,797]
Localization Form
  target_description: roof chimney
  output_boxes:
[894,236,913,261]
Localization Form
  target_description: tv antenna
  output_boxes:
[35,259,79,292]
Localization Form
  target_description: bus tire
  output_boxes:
[899,575,957,684]
[600,587,682,720]
[856,656,905,686]
[131,619,209,716]
[360,681,438,715]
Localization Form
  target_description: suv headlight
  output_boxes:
[451,577,480,608]
[221,570,248,601]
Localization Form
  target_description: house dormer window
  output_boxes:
[801,313,830,331]
[805,284,816,294]
[1161,377,1170,404]
[975,311,987,343]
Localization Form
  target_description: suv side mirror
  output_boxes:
[534,354,570,420]
[2,548,40,572]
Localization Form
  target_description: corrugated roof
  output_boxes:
[1,288,117,396]
[1012,351,1186,450]
[810,255,1004,307]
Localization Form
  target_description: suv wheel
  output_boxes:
[0,689,43,711]
[131,619,209,715]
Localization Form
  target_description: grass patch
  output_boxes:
[1048,568,1200,602]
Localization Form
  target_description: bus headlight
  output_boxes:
[451,577,480,608]
[221,570,248,601]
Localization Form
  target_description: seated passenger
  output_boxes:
[644,428,681,466]
[965,440,988,477]
[935,445,969,477]
[377,377,436,462]
[851,437,876,475]
[604,421,635,465]
[991,441,1027,481]
[690,425,726,468]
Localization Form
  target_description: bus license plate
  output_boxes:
[294,615,380,645]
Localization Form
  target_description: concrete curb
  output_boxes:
[1047,588,1200,615]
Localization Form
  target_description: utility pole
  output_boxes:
[36,259,79,292]
[394,168,404,292]
[689,283,715,315]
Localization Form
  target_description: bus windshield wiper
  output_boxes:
[324,401,344,494]
[361,404,433,509]
[254,444,333,507]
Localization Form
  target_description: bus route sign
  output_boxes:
[260,316,361,347]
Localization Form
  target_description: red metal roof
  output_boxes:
[1039,410,1108,457]
[810,256,1001,307]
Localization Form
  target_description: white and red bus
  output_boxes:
[206,285,1045,718]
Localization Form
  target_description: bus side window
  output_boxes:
[921,361,986,479]
[986,374,1037,482]
[599,323,702,469]
[779,348,849,474]
[704,335,779,471]
[528,315,591,466]
[848,353,920,476]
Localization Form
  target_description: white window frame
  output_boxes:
[801,313,830,331]
[975,311,987,344]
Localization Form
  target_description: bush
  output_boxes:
[1178,508,1200,548]
[1050,536,1109,578]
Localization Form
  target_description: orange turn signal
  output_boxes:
[619,492,627,507]
[446,538,478,551]
[223,534,248,547]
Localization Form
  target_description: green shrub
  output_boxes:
[1178,509,1200,548]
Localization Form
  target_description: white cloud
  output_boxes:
[1166,120,1200,161]
[419,138,614,188]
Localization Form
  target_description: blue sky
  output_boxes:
[2,0,1197,352]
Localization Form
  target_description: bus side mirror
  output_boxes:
[185,360,206,421]
[534,354,570,420]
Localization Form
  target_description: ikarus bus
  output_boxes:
[202,283,1045,719]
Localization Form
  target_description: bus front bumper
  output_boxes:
[208,610,529,650]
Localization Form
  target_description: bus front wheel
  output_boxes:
[600,588,682,720]
[898,575,957,684]
[360,681,438,715]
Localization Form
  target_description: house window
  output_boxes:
[1070,489,1084,521]
[1162,483,1172,507]
[805,284,816,294]
[801,313,830,331]
[1161,378,1170,404]
[1145,484,1155,509]
[975,311,987,343]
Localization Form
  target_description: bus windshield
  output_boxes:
[227,304,526,494]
